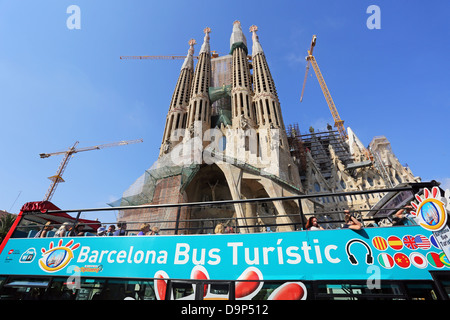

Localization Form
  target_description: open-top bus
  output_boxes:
[0,182,449,301]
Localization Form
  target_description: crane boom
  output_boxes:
[119,55,199,60]
[300,35,347,140]
[41,139,143,201]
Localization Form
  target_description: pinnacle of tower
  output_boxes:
[199,27,211,55]
[249,25,263,55]
[230,20,248,54]
[181,38,196,71]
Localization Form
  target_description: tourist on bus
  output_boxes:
[138,223,150,235]
[107,225,116,236]
[97,226,107,236]
[68,223,85,236]
[55,222,71,237]
[306,217,324,230]
[150,226,160,235]
[343,211,362,230]
[214,224,224,234]
[392,205,413,226]
[34,221,53,238]
[114,222,127,236]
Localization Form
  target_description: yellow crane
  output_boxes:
[40,139,143,202]
[120,55,198,60]
[119,52,222,60]
[300,35,347,140]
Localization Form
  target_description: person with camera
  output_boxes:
[343,210,362,230]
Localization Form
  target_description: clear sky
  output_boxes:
[1,0,449,219]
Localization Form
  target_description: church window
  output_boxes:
[314,182,321,192]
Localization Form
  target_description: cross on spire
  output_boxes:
[188,38,196,55]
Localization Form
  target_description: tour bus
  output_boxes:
[0,182,449,301]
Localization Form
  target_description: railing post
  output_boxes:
[175,206,181,235]
[298,200,306,231]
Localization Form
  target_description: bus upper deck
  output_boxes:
[0,182,449,300]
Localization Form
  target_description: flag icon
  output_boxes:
[409,252,427,269]
[414,235,431,250]
[430,235,440,249]
[394,253,410,268]
[440,253,450,267]
[402,235,417,249]
[388,236,403,250]
[372,236,388,251]
[427,252,444,268]
[378,253,394,269]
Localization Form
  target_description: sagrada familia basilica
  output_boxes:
[113,21,419,234]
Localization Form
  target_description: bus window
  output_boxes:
[251,281,311,300]
[209,283,230,296]
[168,281,195,300]
[315,282,406,300]
[430,271,450,299]
[404,283,438,300]
[0,277,50,300]
[44,278,76,300]
[201,281,232,300]
[440,281,450,299]
[252,282,280,300]
[104,279,156,300]
[0,276,6,288]
[75,278,106,300]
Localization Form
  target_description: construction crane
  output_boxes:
[300,35,347,140]
[40,139,143,202]
[120,55,198,60]
[120,51,221,61]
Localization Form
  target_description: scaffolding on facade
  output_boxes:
[287,123,353,179]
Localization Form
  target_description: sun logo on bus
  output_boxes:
[38,239,80,273]
[411,187,448,232]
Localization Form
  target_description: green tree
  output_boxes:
[0,213,17,240]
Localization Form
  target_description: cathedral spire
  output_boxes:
[230,20,248,54]
[249,25,263,55]
[185,27,212,138]
[181,38,196,71]
[160,39,196,157]
[230,20,254,129]
[199,27,211,55]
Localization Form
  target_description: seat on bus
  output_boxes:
[28,230,38,238]
[46,231,55,237]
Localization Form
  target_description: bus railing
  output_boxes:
[9,181,440,238]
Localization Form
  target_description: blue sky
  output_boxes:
[0,0,449,219]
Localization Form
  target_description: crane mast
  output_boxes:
[41,139,143,201]
[300,35,347,140]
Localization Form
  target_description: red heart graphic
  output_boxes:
[235,270,260,298]
[156,274,167,300]
[191,267,209,297]
[270,283,305,300]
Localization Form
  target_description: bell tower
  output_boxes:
[185,27,212,141]
[160,39,196,157]
[230,21,256,130]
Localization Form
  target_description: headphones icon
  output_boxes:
[345,239,374,265]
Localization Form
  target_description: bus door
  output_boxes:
[430,271,450,300]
